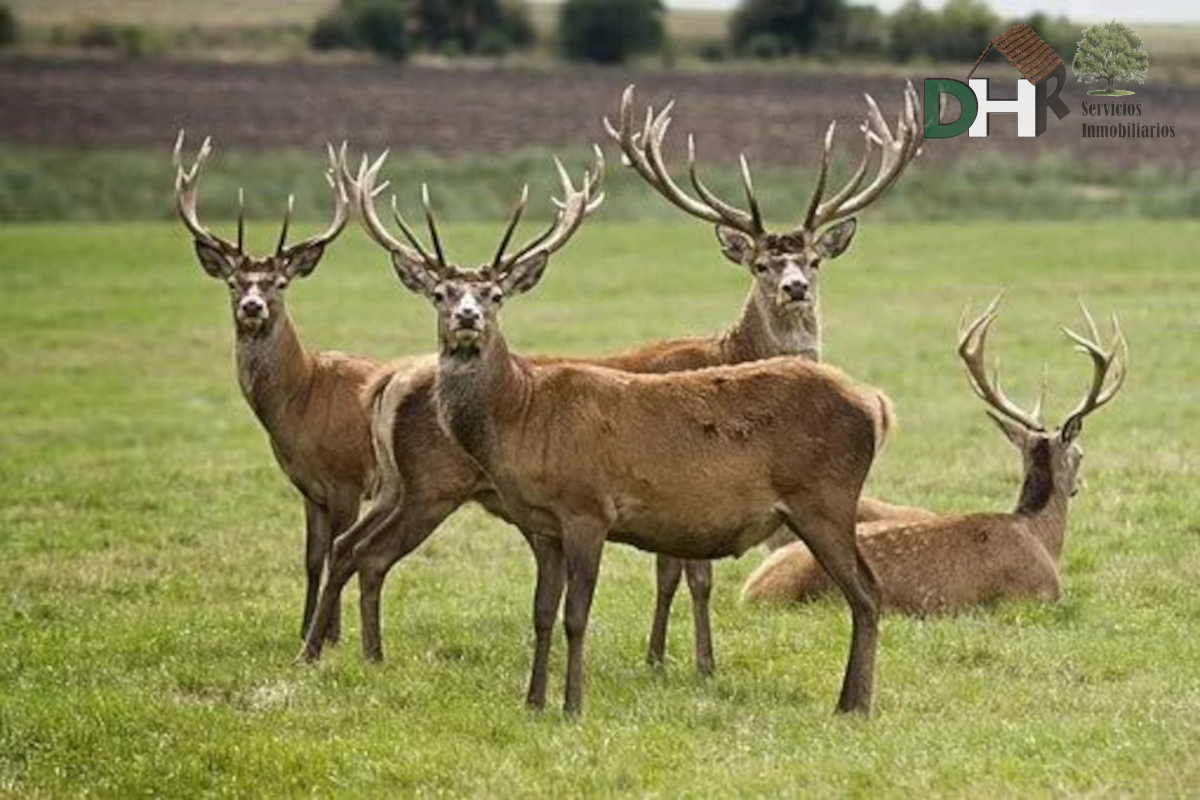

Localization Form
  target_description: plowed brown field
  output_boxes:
[1,57,1194,171]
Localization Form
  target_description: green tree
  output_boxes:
[888,0,938,62]
[730,0,844,57]
[412,0,533,55]
[309,0,412,61]
[933,0,995,61]
[559,0,664,65]
[0,3,18,48]
[1073,20,1149,93]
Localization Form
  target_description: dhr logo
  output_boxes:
[924,23,1071,139]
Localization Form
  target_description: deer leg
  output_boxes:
[354,497,458,663]
[321,497,362,646]
[647,555,683,668]
[782,508,880,715]
[561,522,606,718]
[298,495,397,662]
[301,498,330,642]
[683,559,715,677]
[522,530,565,711]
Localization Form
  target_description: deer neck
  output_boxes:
[1013,440,1070,562]
[235,310,316,432]
[722,285,821,363]
[435,332,529,465]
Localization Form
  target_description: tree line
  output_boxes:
[0,0,1082,68]
[307,0,1081,66]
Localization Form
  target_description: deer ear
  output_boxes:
[986,410,1029,449]
[389,251,439,297]
[497,252,550,297]
[194,240,234,279]
[715,225,754,266]
[1060,415,1083,444]
[283,243,326,279]
[818,219,857,259]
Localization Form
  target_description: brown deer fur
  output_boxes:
[302,83,924,675]
[332,145,892,715]
[742,299,1127,615]
[175,135,414,642]
[430,275,891,716]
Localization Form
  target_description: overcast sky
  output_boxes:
[664,0,1200,24]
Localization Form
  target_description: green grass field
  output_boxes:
[1,219,1198,794]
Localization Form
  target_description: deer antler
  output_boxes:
[957,294,1046,432]
[489,145,606,278]
[1060,302,1128,429]
[173,130,242,257]
[275,142,352,260]
[604,85,763,236]
[352,149,448,279]
[800,80,923,232]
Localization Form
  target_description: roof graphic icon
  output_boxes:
[966,23,1064,86]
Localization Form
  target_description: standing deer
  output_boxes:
[298,83,924,681]
[350,152,892,717]
[175,133,396,643]
[602,83,929,670]
[742,297,1127,613]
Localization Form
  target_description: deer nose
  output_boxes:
[240,297,266,317]
[455,307,480,326]
[781,278,809,301]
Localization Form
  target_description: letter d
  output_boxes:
[923,79,977,139]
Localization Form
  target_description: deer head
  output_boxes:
[604,82,921,313]
[958,295,1128,499]
[174,132,351,335]
[353,147,604,356]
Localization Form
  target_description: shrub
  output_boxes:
[310,0,411,60]
[932,0,995,61]
[414,0,534,55]
[0,4,17,49]
[745,32,783,60]
[818,5,886,59]
[559,0,665,65]
[76,22,154,58]
[730,0,845,57]
[309,12,360,51]
[352,0,411,60]
[888,0,939,62]
[697,38,729,62]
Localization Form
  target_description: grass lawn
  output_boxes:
[1087,89,1138,96]
[1,219,1198,795]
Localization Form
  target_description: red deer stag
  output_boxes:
[174,133,402,644]
[604,83,929,670]
[352,154,891,717]
[299,83,923,682]
[742,296,1127,613]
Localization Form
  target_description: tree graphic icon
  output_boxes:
[1073,20,1149,96]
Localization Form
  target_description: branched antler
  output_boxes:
[353,146,605,288]
[1060,302,1128,429]
[604,85,763,236]
[801,79,923,232]
[276,142,352,259]
[957,293,1046,432]
[173,130,242,257]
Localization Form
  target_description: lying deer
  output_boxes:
[299,83,923,681]
[175,134,400,643]
[350,150,892,717]
[742,297,1127,613]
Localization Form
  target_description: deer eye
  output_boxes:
[432,287,447,303]
[275,276,289,289]
[489,288,504,304]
